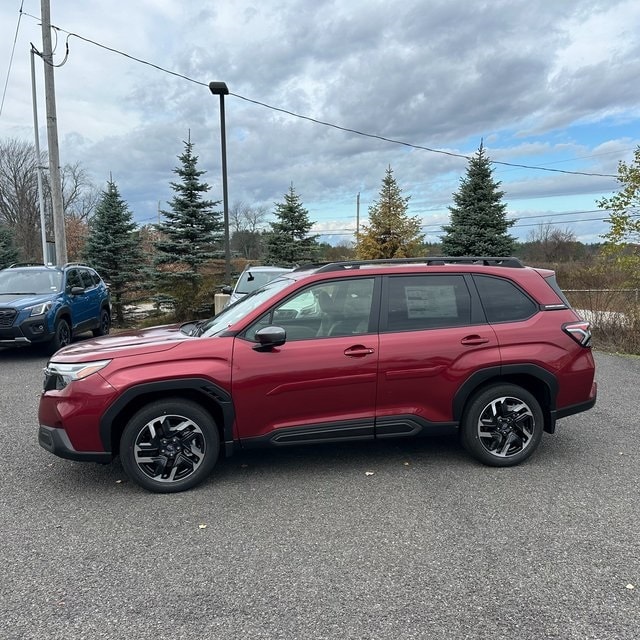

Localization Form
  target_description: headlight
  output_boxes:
[28,301,52,316]
[43,360,111,390]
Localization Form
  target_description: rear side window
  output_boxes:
[385,275,471,331]
[474,275,537,323]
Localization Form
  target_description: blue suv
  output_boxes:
[0,263,111,354]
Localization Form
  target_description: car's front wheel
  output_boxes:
[92,308,111,337]
[460,384,544,467]
[120,399,220,493]
[48,318,71,354]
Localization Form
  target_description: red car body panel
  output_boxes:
[376,324,500,423]
[37,260,597,480]
[231,333,379,438]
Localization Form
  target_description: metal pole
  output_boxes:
[40,0,67,265]
[356,192,360,250]
[30,46,48,264]
[219,93,231,283]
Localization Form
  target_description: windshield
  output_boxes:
[235,269,291,295]
[0,269,62,295]
[200,276,294,337]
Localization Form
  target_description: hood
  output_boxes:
[0,292,53,307]
[52,323,192,361]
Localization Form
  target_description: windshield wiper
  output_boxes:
[180,319,209,337]
[192,319,210,337]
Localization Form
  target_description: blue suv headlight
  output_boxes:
[27,301,52,317]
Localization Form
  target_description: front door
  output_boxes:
[231,277,380,445]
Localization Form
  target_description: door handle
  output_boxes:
[344,345,375,357]
[460,335,490,345]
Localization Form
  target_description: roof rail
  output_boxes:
[63,262,86,268]
[7,262,46,268]
[313,256,524,273]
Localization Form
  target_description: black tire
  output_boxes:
[460,384,544,467]
[92,308,111,337]
[48,318,71,354]
[120,399,220,493]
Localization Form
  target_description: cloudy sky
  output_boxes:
[1,0,639,244]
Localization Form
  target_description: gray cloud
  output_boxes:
[1,0,637,242]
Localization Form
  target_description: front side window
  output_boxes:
[66,269,84,291]
[245,277,375,341]
[384,275,471,332]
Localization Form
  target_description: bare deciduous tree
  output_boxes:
[0,138,99,261]
[230,200,269,260]
[0,138,42,260]
[526,223,578,262]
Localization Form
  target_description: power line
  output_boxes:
[19,10,621,180]
[0,1,25,118]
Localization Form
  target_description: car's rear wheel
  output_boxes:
[120,399,220,493]
[48,318,71,354]
[460,384,543,467]
[92,308,111,337]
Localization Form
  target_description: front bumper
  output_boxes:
[0,316,54,345]
[38,425,112,463]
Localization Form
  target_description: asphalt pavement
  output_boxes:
[0,348,638,639]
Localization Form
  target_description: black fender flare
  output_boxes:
[99,378,235,454]
[452,364,558,426]
[52,305,73,331]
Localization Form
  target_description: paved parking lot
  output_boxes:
[1,348,638,639]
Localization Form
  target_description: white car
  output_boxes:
[222,266,293,306]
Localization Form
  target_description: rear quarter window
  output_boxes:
[474,275,538,323]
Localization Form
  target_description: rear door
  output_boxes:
[375,273,500,435]
[231,276,380,444]
[79,268,102,329]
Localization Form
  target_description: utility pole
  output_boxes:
[40,0,67,265]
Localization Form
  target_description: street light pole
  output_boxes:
[208,81,231,284]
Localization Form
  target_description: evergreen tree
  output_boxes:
[0,225,20,268]
[154,139,223,318]
[266,185,319,265]
[84,180,143,325]
[357,166,423,259]
[441,143,515,256]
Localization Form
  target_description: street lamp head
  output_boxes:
[209,81,229,95]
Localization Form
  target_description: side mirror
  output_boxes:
[253,326,286,351]
[70,286,85,296]
[221,285,233,295]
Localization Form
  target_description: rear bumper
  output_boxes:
[548,381,597,432]
[38,425,112,463]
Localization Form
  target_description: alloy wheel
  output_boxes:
[476,395,536,458]
[133,414,207,483]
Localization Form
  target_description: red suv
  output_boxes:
[38,257,597,493]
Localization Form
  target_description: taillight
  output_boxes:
[563,321,592,347]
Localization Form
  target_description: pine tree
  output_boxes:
[84,180,143,325]
[154,139,223,319]
[0,225,20,268]
[357,166,423,259]
[441,143,515,256]
[266,185,319,265]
